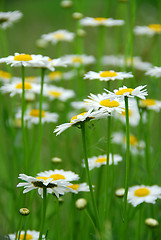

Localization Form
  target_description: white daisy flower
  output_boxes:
[145,66,161,78]
[8,230,45,240]
[102,55,152,71]
[115,98,140,126]
[84,70,133,81]
[0,81,40,97]
[71,101,91,111]
[61,54,95,67]
[54,108,110,136]
[0,53,55,71]
[16,109,59,125]
[139,99,161,112]
[0,70,12,82]
[41,29,75,44]
[134,24,161,36]
[84,92,125,113]
[112,132,145,155]
[0,11,23,29]
[44,70,75,83]
[80,17,124,27]
[128,185,161,207]
[67,183,90,193]
[83,154,122,170]
[43,85,75,101]
[105,85,148,100]
[12,76,41,84]
[17,172,74,198]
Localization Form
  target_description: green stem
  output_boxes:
[136,206,142,240]
[144,110,151,183]
[17,216,23,240]
[123,96,130,225]
[56,198,60,240]
[104,115,111,221]
[97,26,105,71]
[81,122,101,234]
[35,68,45,172]
[39,187,47,240]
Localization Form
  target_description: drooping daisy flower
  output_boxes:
[105,85,148,100]
[84,70,133,81]
[54,108,110,135]
[83,154,122,170]
[115,98,140,126]
[43,85,75,101]
[127,185,161,207]
[17,172,74,198]
[61,54,95,67]
[134,24,161,36]
[8,230,45,240]
[112,132,145,155]
[16,109,59,125]
[41,29,75,44]
[67,183,90,193]
[84,92,125,113]
[0,70,12,82]
[139,99,161,112]
[0,53,55,71]
[145,66,161,78]
[102,55,152,71]
[0,81,40,97]
[80,17,124,27]
[0,11,23,29]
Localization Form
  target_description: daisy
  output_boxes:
[43,85,75,101]
[61,54,95,67]
[84,92,125,113]
[0,81,40,97]
[134,24,161,36]
[54,108,110,135]
[67,183,90,193]
[16,109,59,125]
[105,85,148,100]
[80,17,124,27]
[41,29,75,44]
[12,76,41,84]
[8,230,45,240]
[84,70,133,81]
[0,11,23,29]
[102,55,152,71]
[0,70,12,82]
[127,185,161,207]
[139,99,161,112]
[83,154,122,170]
[17,172,74,198]
[44,70,75,83]
[0,53,55,71]
[145,66,161,78]
[71,101,91,111]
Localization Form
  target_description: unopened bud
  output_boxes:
[19,208,30,216]
[75,198,87,210]
[145,218,159,228]
[61,0,73,8]
[58,197,64,204]
[115,188,125,198]
[36,39,48,49]
[51,157,62,163]
[72,12,83,20]
[77,29,86,37]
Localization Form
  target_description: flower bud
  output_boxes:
[58,197,64,204]
[77,29,86,37]
[51,157,62,163]
[145,218,159,228]
[115,188,125,198]
[19,208,30,216]
[36,39,48,49]
[75,198,87,210]
[61,0,73,8]
[72,12,83,20]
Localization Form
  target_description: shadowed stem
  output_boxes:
[81,122,101,235]
[39,187,47,240]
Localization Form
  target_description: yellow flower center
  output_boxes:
[70,112,87,123]
[68,184,79,190]
[100,71,117,78]
[134,187,150,197]
[140,99,156,107]
[14,54,33,61]
[124,134,138,146]
[48,90,62,97]
[115,88,134,95]
[148,24,161,32]
[95,157,106,163]
[72,57,83,63]
[121,108,132,117]
[29,109,46,118]
[36,174,65,181]
[48,71,62,80]
[25,76,36,82]
[94,17,108,22]
[16,82,32,90]
[99,99,120,107]
[0,70,11,79]
[53,33,65,40]
[20,234,33,240]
